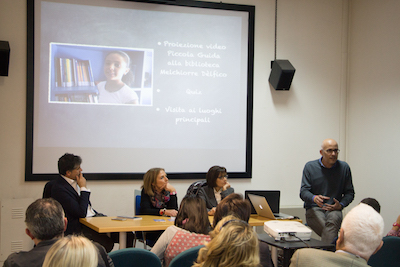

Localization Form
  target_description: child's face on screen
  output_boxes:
[104,53,130,82]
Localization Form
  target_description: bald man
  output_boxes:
[290,203,384,267]
[300,139,355,243]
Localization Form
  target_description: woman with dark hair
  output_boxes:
[197,165,234,215]
[212,193,274,267]
[151,197,211,267]
[212,193,251,228]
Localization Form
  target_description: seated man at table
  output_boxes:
[49,153,132,252]
[289,203,384,267]
[3,198,112,267]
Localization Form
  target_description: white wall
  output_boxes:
[1,0,398,258]
[346,0,400,233]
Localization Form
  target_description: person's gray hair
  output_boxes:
[25,198,65,240]
[341,203,384,259]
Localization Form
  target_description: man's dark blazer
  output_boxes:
[3,238,111,267]
[50,175,90,235]
[197,185,234,210]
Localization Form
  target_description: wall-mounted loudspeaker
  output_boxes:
[268,60,295,90]
[0,41,10,76]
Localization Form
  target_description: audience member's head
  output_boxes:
[212,193,251,228]
[194,215,259,267]
[337,203,384,260]
[58,153,82,175]
[360,197,381,213]
[25,198,66,243]
[175,196,211,235]
[206,165,227,188]
[42,235,98,267]
[142,167,165,196]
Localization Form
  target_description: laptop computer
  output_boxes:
[245,190,293,219]
[247,194,294,220]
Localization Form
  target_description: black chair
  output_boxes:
[184,180,207,198]
[368,236,400,267]
[43,179,56,198]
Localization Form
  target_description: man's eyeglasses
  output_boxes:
[324,149,340,154]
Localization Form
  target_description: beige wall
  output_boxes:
[1,0,398,258]
[346,0,400,235]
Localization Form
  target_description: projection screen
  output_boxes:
[26,0,255,181]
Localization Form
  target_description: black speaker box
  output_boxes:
[268,60,295,90]
[0,41,10,76]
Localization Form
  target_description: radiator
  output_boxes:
[0,198,35,261]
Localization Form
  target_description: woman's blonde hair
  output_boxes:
[142,167,164,197]
[42,235,98,267]
[193,215,260,267]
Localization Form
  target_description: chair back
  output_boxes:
[168,245,204,267]
[134,189,141,215]
[43,179,56,198]
[132,189,157,248]
[109,247,162,267]
[184,180,207,198]
[368,235,400,267]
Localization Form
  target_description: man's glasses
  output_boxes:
[324,149,340,154]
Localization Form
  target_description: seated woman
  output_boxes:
[197,165,234,215]
[212,193,274,267]
[151,197,211,267]
[42,235,98,267]
[193,215,260,267]
[141,167,178,216]
[140,168,179,244]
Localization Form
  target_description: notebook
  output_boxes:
[247,194,294,220]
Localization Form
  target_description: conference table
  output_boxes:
[80,214,288,249]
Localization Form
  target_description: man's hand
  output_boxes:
[76,173,87,188]
[322,198,342,211]
[313,195,330,208]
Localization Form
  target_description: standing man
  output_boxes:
[50,153,115,252]
[300,138,355,243]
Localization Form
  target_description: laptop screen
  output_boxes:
[245,190,280,214]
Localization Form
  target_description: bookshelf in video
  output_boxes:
[50,43,101,103]
[52,56,98,103]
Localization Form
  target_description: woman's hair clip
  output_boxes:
[220,219,249,230]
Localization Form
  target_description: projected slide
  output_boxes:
[26,0,254,180]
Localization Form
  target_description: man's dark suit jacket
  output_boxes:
[3,239,111,267]
[50,175,90,235]
[3,239,57,267]
[197,185,234,210]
